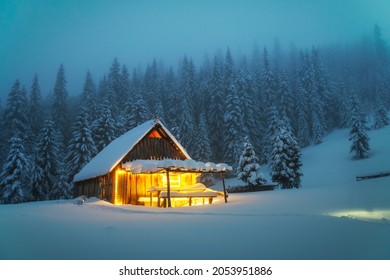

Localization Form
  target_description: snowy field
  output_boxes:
[1,126,390,260]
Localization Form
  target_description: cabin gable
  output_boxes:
[121,123,188,163]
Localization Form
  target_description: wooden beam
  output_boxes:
[166,169,172,208]
[221,173,228,203]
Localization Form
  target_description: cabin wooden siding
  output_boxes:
[122,125,187,162]
[73,171,115,202]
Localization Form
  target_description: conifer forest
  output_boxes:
[0,24,389,204]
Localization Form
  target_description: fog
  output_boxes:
[1,0,389,98]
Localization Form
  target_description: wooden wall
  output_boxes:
[121,126,188,163]
[75,167,199,206]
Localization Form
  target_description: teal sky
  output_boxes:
[0,0,389,97]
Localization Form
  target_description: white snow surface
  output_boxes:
[73,119,190,182]
[1,126,390,260]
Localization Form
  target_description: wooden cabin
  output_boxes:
[73,120,231,207]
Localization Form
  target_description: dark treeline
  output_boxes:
[0,25,389,203]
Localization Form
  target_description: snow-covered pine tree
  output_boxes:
[153,100,166,126]
[174,56,196,154]
[36,120,67,199]
[52,64,70,142]
[277,66,293,125]
[50,166,71,200]
[237,137,266,189]
[270,121,302,189]
[311,47,329,139]
[107,58,121,117]
[0,137,30,204]
[235,70,253,136]
[223,77,246,170]
[295,75,310,147]
[30,152,45,201]
[208,56,225,162]
[193,111,212,162]
[264,105,284,163]
[119,64,131,113]
[181,57,198,115]
[197,66,211,120]
[80,71,98,125]
[256,47,276,163]
[126,90,149,130]
[349,95,370,159]
[143,59,161,112]
[300,49,327,144]
[66,111,97,182]
[193,110,214,186]
[94,98,117,152]
[261,47,275,108]
[372,92,389,129]
[2,80,29,140]
[163,67,179,130]
[28,74,44,135]
[330,80,349,128]
[221,49,246,168]
[178,94,195,155]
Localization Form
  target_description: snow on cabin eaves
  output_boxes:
[73,119,191,182]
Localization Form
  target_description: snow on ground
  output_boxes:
[1,126,390,260]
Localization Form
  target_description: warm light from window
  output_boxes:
[148,130,162,138]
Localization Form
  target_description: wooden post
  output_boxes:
[166,169,172,208]
[221,172,228,203]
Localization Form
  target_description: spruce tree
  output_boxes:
[52,64,69,142]
[36,120,66,199]
[163,67,179,130]
[80,71,98,124]
[66,111,97,181]
[235,70,253,136]
[237,137,266,189]
[223,76,247,169]
[177,94,195,155]
[277,66,293,124]
[30,152,45,201]
[264,106,284,163]
[257,48,276,162]
[193,111,212,162]
[208,56,225,162]
[50,166,71,200]
[119,64,131,113]
[28,74,44,135]
[2,80,29,140]
[0,137,30,204]
[349,96,370,159]
[261,47,275,107]
[94,99,117,152]
[143,59,161,111]
[372,92,389,129]
[295,77,310,147]
[107,58,121,117]
[126,91,149,130]
[270,121,302,189]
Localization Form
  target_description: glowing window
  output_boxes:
[149,130,162,138]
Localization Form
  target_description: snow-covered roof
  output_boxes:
[122,159,232,174]
[73,120,191,182]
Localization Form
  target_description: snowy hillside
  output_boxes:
[1,126,390,260]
